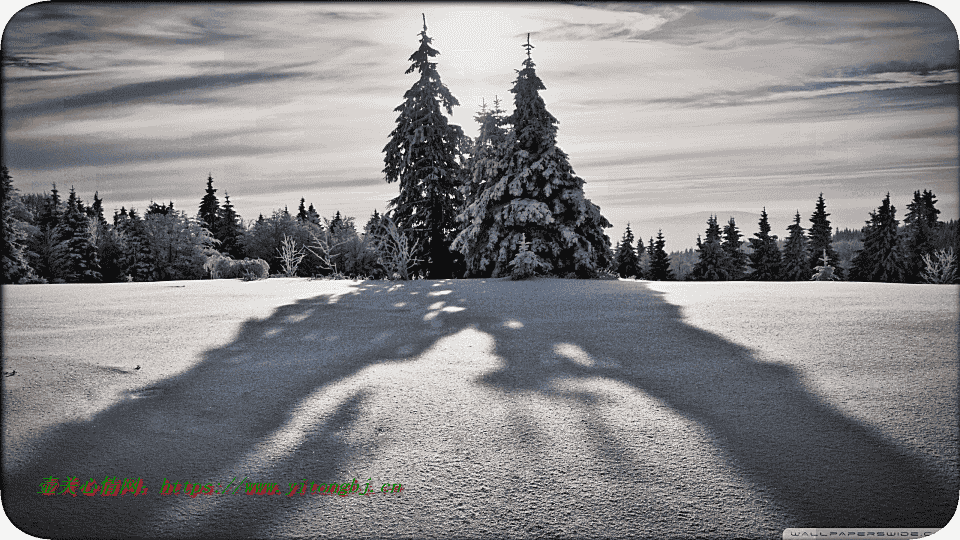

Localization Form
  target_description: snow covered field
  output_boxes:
[2,278,958,539]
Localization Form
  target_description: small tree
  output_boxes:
[370,215,422,280]
[811,249,839,281]
[921,248,956,284]
[509,233,552,280]
[277,234,306,277]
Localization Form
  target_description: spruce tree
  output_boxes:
[383,14,464,278]
[453,34,612,278]
[722,217,748,280]
[850,193,906,282]
[1,166,37,283]
[59,186,101,282]
[198,174,220,234]
[296,198,310,222]
[613,223,641,278]
[781,211,810,280]
[903,189,941,282]
[306,203,322,227]
[648,230,674,280]
[690,215,729,280]
[454,97,511,277]
[808,193,842,278]
[216,193,245,259]
[748,208,782,280]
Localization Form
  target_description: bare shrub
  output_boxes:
[277,234,306,277]
[921,248,957,284]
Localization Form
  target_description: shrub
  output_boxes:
[207,254,269,280]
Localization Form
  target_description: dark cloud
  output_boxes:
[831,60,960,77]
[3,132,299,172]
[0,53,77,71]
[6,69,313,119]
[311,9,384,22]
[2,72,97,84]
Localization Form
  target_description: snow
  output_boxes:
[2,278,957,538]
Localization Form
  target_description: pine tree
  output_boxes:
[648,230,674,280]
[613,223,641,278]
[850,193,906,282]
[454,97,511,277]
[296,198,309,222]
[808,193,842,278]
[306,203,322,227]
[383,14,464,278]
[453,34,612,278]
[690,215,729,280]
[781,211,810,280]
[216,193,245,259]
[722,216,748,280]
[748,208,782,280]
[903,189,941,282]
[1,166,37,283]
[364,209,384,236]
[198,174,220,235]
[59,186,101,282]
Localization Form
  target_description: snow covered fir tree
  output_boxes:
[453,34,613,278]
[382,14,464,279]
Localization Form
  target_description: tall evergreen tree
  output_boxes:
[781,211,810,280]
[850,193,906,282]
[1,166,37,283]
[383,14,464,278]
[453,34,612,278]
[198,174,220,234]
[902,189,941,282]
[748,208,782,280]
[59,186,101,282]
[613,223,641,278]
[216,193,245,259]
[454,97,511,277]
[722,216,748,280]
[306,203,322,227]
[808,193,842,278]
[690,215,729,280]
[115,208,157,281]
[648,230,674,280]
[296,198,309,222]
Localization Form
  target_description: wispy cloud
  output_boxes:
[1,2,956,250]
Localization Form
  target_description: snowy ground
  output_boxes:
[2,278,958,539]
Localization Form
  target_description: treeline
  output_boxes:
[614,191,959,284]
[0,167,410,284]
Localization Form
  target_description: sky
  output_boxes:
[2,2,958,250]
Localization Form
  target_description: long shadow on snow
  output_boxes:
[3,278,956,538]
[471,279,957,530]
[3,279,476,538]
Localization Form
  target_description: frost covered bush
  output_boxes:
[509,249,552,280]
[205,253,269,280]
[921,248,957,284]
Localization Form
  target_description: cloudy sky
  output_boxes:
[2,2,957,250]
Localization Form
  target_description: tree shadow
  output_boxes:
[471,279,958,531]
[2,278,956,538]
[2,279,481,538]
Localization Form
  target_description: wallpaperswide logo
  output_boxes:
[783,529,940,538]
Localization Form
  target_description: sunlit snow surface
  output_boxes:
[2,278,957,539]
